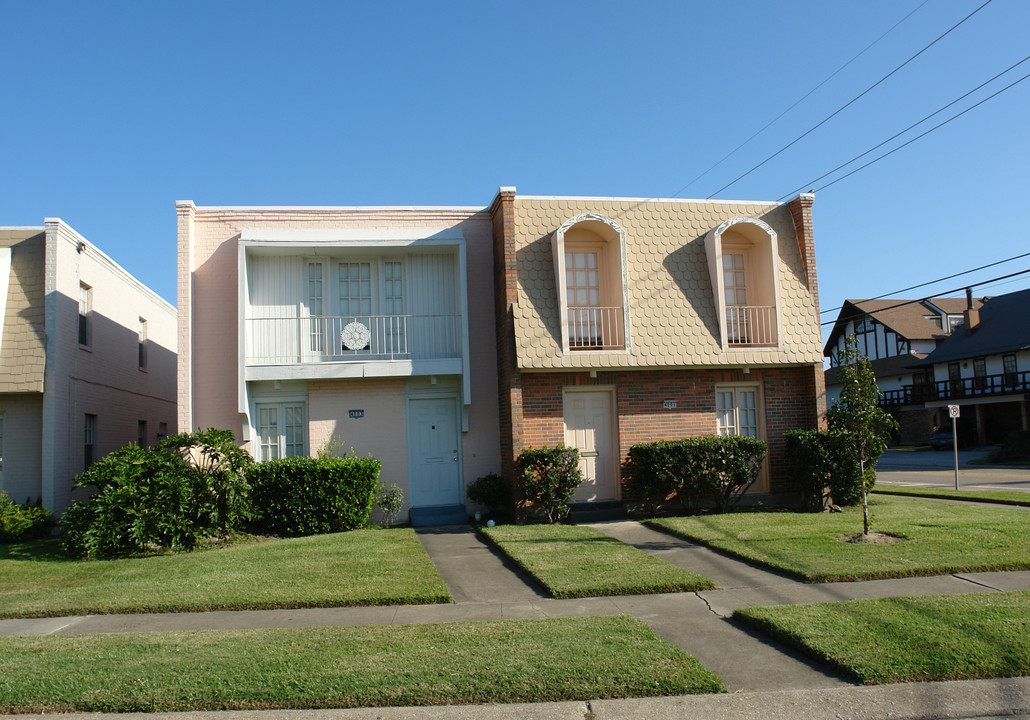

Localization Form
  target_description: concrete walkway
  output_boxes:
[4,521,1030,720]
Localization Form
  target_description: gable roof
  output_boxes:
[823,296,985,356]
[908,288,1030,367]
[509,196,823,369]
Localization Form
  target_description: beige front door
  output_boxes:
[563,389,617,503]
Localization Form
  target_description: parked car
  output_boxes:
[930,431,955,451]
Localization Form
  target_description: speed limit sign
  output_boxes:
[948,405,960,418]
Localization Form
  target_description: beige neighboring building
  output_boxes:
[0,221,177,513]
[176,202,501,526]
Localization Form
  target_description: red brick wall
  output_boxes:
[490,189,521,485]
[518,366,821,497]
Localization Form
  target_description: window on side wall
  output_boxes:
[84,414,97,468]
[138,318,148,369]
[0,414,5,479]
[256,403,306,461]
[973,357,986,392]
[137,420,147,448]
[157,421,168,443]
[78,283,92,347]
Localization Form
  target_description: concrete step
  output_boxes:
[568,501,628,523]
[409,505,468,527]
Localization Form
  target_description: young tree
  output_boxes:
[826,336,898,536]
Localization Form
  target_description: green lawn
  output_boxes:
[646,495,1030,582]
[0,529,450,618]
[873,484,1030,507]
[0,615,724,713]
[479,524,713,598]
[735,591,1030,684]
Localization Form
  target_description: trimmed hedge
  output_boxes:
[516,446,582,523]
[0,493,55,543]
[625,435,766,515]
[249,455,381,536]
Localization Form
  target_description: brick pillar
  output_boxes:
[175,200,196,434]
[489,187,522,492]
[787,193,827,428]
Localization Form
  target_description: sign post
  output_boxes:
[948,404,960,490]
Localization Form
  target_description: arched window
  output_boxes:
[551,214,631,353]
[704,216,782,350]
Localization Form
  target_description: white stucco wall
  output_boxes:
[41,220,177,511]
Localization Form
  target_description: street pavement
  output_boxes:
[3,519,1030,720]
[877,446,1030,492]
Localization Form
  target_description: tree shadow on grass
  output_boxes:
[0,538,71,562]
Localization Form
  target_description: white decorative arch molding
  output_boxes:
[704,215,783,351]
[552,213,632,354]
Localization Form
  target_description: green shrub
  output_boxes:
[784,429,833,512]
[516,446,582,523]
[624,441,682,515]
[466,473,508,517]
[625,435,766,514]
[249,455,381,536]
[0,493,56,543]
[376,482,404,528]
[61,430,254,559]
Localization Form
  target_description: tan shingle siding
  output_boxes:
[512,197,823,370]
[0,232,46,392]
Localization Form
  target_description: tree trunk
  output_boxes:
[860,454,869,536]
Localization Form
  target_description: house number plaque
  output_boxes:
[349,409,364,419]
[663,399,677,409]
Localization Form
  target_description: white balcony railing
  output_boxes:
[567,306,625,350]
[726,305,777,347]
[245,314,461,365]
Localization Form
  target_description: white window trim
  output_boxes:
[704,216,782,352]
[551,213,631,355]
[714,381,768,492]
[254,400,307,461]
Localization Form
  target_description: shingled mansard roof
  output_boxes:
[510,196,823,370]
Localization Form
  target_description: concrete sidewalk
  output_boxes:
[4,522,1030,719]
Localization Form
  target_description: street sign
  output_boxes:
[948,404,960,418]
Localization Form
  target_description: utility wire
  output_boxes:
[821,267,1030,327]
[819,253,1030,315]
[706,0,994,199]
[812,68,1030,193]
[782,53,1030,202]
[671,0,930,198]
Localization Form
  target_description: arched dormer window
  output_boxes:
[552,213,631,353]
[704,216,782,350]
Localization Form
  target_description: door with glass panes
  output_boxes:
[256,403,305,461]
[715,386,766,492]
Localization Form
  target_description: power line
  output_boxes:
[706,0,994,199]
[812,68,1030,193]
[819,252,1030,315]
[782,53,1030,202]
[671,0,930,198]
[821,266,1030,327]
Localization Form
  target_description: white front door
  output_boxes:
[563,390,617,503]
[716,385,767,492]
[408,397,462,507]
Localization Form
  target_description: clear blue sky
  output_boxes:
[3,0,1028,345]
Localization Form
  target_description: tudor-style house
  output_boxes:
[0,221,176,513]
[824,296,985,443]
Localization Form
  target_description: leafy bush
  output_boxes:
[987,430,1030,463]
[249,455,381,536]
[0,493,56,543]
[625,435,767,515]
[376,482,404,528]
[61,430,254,559]
[466,473,508,517]
[784,429,834,512]
[516,446,582,523]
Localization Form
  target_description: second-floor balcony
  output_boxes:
[567,306,625,350]
[245,314,462,366]
[881,370,1030,407]
[727,305,777,348]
